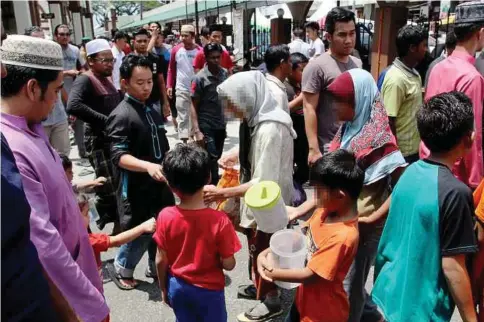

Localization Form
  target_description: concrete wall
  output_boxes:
[13,1,32,34]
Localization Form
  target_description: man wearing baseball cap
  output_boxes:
[1,35,109,322]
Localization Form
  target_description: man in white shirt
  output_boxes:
[111,31,127,91]
[305,21,325,59]
[288,28,310,58]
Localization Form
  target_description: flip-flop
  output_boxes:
[237,284,257,300]
[106,264,138,290]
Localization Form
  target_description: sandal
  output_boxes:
[237,284,257,300]
[107,264,138,290]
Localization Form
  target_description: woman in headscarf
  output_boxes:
[204,71,295,321]
[328,69,406,322]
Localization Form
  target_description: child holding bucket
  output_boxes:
[257,150,364,322]
[154,144,241,322]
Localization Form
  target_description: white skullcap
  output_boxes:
[86,39,111,56]
[0,35,63,70]
[181,25,195,33]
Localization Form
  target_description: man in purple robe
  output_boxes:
[1,35,109,322]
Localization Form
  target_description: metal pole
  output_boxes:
[186,0,188,22]
[195,0,199,34]
[217,0,220,22]
[140,1,143,20]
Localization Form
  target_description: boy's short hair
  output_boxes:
[61,155,72,170]
[396,25,427,58]
[310,150,364,200]
[201,26,210,38]
[290,52,309,70]
[304,21,320,32]
[133,28,150,39]
[120,54,153,80]
[209,24,223,35]
[162,144,211,195]
[453,22,484,42]
[264,44,290,73]
[417,91,474,154]
[204,42,223,57]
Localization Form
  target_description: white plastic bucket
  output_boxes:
[269,229,307,289]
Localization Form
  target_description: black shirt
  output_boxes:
[106,95,174,230]
[191,66,228,130]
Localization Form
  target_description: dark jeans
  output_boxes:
[291,113,309,185]
[284,303,300,322]
[170,89,177,118]
[200,126,226,185]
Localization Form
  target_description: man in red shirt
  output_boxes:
[193,24,233,73]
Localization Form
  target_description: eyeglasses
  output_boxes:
[92,58,116,64]
[57,32,70,37]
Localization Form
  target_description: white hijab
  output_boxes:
[217,71,296,138]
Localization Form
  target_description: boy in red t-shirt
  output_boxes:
[62,155,158,288]
[154,144,241,322]
[257,150,364,322]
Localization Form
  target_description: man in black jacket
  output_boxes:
[106,55,174,289]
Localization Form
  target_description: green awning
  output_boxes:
[120,0,238,31]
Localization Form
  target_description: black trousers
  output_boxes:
[200,126,226,185]
[291,113,310,185]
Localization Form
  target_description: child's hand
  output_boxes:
[286,206,300,221]
[257,248,274,282]
[203,185,224,204]
[141,218,156,233]
[161,288,171,308]
[94,177,107,186]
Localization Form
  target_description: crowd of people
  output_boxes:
[2,2,484,322]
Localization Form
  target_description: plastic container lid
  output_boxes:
[245,181,281,210]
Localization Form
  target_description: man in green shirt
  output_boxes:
[381,25,427,163]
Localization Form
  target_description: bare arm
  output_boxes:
[388,117,397,139]
[156,248,170,306]
[61,88,69,106]
[442,255,477,322]
[204,182,253,204]
[42,268,79,322]
[303,91,322,163]
[287,198,317,221]
[221,256,236,271]
[119,154,165,182]
[158,73,170,117]
[258,248,316,283]
[289,94,304,112]
[109,218,155,247]
[191,98,201,133]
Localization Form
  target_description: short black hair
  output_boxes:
[293,28,305,38]
[114,31,127,41]
[120,54,153,80]
[304,21,320,31]
[325,7,355,35]
[54,24,69,35]
[24,26,43,36]
[61,155,72,170]
[395,25,427,58]
[417,91,474,154]
[1,65,60,99]
[445,32,457,50]
[209,24,223,35]
[310,149,364,200]
[264,45,290,73]
[133,28,150,39]
[453,22,484,42]
[149,21,161,29]
[290,52,309,70]
[204,42,223,57]
[201,26,210,37]
[162,144,211,195]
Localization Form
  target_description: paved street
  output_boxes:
[71,118,460,322]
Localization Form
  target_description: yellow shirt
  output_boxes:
[381,59,422,157]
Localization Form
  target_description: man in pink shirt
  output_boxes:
[1,35,109,322]
[166,25,201,142]
[424,1,484,189]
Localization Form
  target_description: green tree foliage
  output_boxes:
[92,1,163,26]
